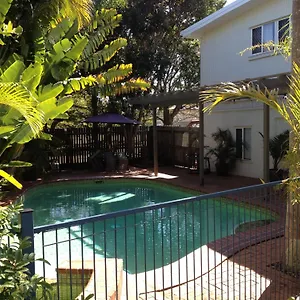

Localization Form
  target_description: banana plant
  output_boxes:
[0,4,149,174]
[41,8,150,97]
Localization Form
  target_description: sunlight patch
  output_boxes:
[85,193,135,204]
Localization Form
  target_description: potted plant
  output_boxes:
[269,130,289,180]
[207,128,237,176]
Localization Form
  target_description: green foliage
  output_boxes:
[96,0,128,9]
[269,130,289,170]
[207,128,236,175]
[0,0,23,45]
[0,82,44,137]
[0,170,22,189]
[6,0,95,31]
[117,0,225,124]
[38,7,149,98]
[0,202,53,299]
[0,1,149,175]
[0,2,149,165]
[240,19,291,59]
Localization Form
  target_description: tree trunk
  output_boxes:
[285,199,300,272]
[163,107,172,125]
[284,0,300,272]
[292,0,300,65]
[163,105,182,125]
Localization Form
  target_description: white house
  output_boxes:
[181,0,292,179]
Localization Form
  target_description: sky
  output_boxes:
[226,0,236,5]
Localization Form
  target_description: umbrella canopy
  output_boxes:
[85,113,140,124]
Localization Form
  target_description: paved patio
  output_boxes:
[43,166,261,194]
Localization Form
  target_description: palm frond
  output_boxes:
[287,62,300,134]
[199,81,292,130]
[36,0,94,29]
[63,0,94,29]
[0,82,44,136]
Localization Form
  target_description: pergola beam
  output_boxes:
[129,72,290,107]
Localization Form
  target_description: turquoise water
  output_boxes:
[23,180,274,275]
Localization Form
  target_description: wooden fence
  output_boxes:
[49,126,149,169]
[148,126,201,168]
[49,126,201,170]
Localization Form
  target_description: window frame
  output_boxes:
[251,16,290,56]
[236,127,251,161]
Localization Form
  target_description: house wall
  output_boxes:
[199,0,292,86]
[204,100,290,178]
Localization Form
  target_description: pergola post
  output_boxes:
[263,104,270,182]
[199,101,204,186]
[153,107,159,176]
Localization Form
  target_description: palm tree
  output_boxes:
[199,64,300,273]
[7,0,95,29]
[284,0,300,273]
[199,0,300,273]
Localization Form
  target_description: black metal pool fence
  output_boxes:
[21,180,300,300]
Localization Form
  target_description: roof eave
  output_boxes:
[181,0,252,39]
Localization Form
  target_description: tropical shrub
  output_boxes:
[269,130,289,170]
[0,188,52,299]
[207,128,236,176]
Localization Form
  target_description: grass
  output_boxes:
[37,282,83,299]
[36,273,91,300]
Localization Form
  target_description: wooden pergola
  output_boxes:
[129,72,290,185]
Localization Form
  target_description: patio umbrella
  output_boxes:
[84,113,140,124]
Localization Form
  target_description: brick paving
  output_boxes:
[8,166,300,299]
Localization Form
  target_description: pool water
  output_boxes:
[23,180,274,276]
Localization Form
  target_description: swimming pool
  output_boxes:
[22,179,275,276]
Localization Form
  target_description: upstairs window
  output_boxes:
[278,18,290,42]
[251,17,290,55]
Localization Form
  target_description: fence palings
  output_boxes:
[49,126,150,168]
